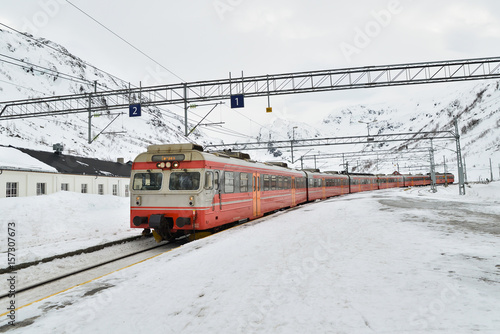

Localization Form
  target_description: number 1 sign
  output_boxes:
[230,94,244,109]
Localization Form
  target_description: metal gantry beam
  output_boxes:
[297,148,432,172]
[2,56,500,124]
[204,131,457,151]
[299,148,431,161]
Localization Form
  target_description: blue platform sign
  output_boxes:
[129,103,141,117]
[230,94,244,109]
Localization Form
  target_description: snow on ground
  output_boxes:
[0,192,137,268]
[1,183,499,333]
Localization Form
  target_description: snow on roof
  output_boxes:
[0,146,58,173]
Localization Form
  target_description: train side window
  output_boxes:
[263,175,270,191]
[271,175,277,190]
[204,171,214,190]
[224,171,234,193]
[277,176,283,190]
[240,173,249,192]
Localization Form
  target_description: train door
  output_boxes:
[252,173,261,217]
[291,177,296,206]
[214,170,221,210]
[322,178,326,199]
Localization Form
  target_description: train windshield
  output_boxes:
[132,172,163,190]
[169,172,201,191]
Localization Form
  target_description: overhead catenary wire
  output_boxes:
[65,0,185,83]
[0,53,96,86]
[0,22,131,90]
[0,78,50,96]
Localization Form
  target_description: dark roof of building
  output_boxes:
[10,146,131,177]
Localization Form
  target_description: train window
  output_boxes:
[263,175,270,191]
[224,172,235,193]
[240,173,249,192]
[169,172,200,191]
[204,171,214,190]
[277,176,283,190]
[133,172,163,191]
[271,175,277,190]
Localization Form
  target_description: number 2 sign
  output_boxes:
[129,103,141,117]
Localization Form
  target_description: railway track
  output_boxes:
[0,235,146,275]
[0,237,183,301]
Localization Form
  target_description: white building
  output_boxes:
[0,145,131,198]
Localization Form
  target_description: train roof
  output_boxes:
[136,143,304,175]
[147,143,203,153]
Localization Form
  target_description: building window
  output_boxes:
[125,184,129,197]
[81,184,88,194]
[98,184,104,195]
[112,184,118,196]
[6,182,18,197]
[36,183,46,195]
[61,183,69,191]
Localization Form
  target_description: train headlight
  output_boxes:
[173,162,179,168]
[156,162,166,168]
[189,196,194,206]
[166,162,172,168]
[135,196,142,206]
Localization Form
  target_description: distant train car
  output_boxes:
[303,170,350,201]
[377,174,405,189]
[435,173,454,185]
[349,174,378,193]
[403,174,430,187]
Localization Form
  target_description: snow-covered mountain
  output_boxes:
[0,28,218,161]
[1,28,499,181]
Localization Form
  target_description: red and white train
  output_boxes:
[130,143,454,241]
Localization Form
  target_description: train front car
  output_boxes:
[130,143,308,242]
[130,143,212,241]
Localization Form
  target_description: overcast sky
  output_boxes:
[2,0,500,136]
